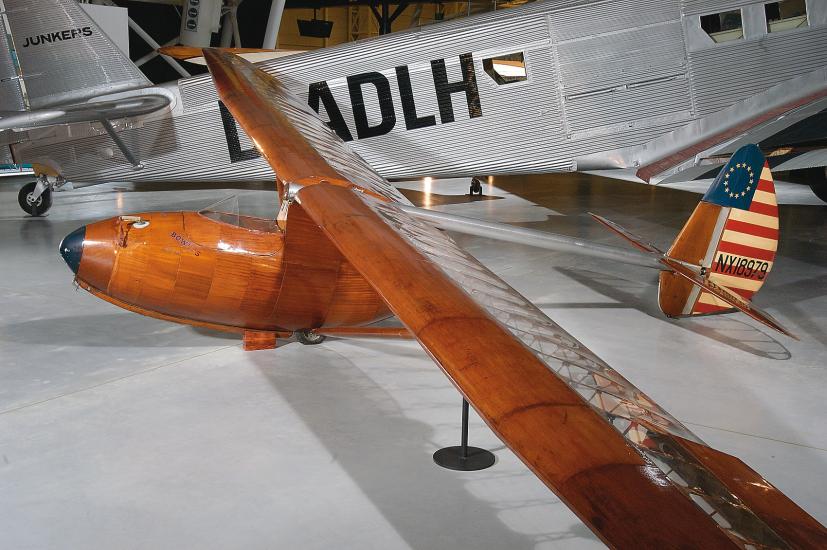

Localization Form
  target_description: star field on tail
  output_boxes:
[702,144,764,210]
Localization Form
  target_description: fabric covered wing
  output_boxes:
[297,183,826,549]
[203,48,827,548]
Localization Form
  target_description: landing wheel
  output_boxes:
[18,181,52,216]
[469,177,483,196]
[804,167,827,203]
[295,330,326,345]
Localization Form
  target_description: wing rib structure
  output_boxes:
[296,184,734,548]
[202,49,827,549]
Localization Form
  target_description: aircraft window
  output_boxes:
[700,9,744,43]
[765,0,808,33]
[482,52,527,85]
[198,195,280,233]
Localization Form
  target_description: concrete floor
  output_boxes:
[0,173,825,549]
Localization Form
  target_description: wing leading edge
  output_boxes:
[202,49,827,548]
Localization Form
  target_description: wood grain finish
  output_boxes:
[314,326,413,338]
[672,435,827,548]
[659,201,723,317]
[204,48,346,192]
[297,183,738,549]
[74,211,390,333]
[243,330,280,351]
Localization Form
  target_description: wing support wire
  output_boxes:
[203,48,826,548]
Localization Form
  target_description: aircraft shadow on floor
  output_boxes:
[0,313,233,348]
[399,188,503,205]
[543,267,791,361]
[250,343,598,548]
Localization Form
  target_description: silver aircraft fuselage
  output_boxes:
[9,0,827,184]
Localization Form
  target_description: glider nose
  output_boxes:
[59,226,86,274]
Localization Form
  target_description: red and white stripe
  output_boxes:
[693,162,778,314]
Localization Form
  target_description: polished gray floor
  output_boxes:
[0,173,825,549]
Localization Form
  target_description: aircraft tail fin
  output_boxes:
[659,144,779,319]
[0,11,25,111]
[592,144,791,337]
[0,0,149,109]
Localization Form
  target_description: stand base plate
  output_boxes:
[433,446,495,471]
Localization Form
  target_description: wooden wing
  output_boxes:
[203,49,827,548]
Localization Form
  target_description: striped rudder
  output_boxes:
[659,144,779,318]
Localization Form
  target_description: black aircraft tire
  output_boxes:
[470,177,483,196]
[296,330,326,345]
[18,182,52,216]
[805,167,827,203]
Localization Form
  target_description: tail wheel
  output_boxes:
[469,177,483,196]
[295,330,326,345]
[18,181,52,216]
[805,167,827,203]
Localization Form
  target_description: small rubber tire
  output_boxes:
[296,330,326,345]
[18,181,52,216]
[469,177,483,196]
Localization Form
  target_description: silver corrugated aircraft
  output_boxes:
[2,0,827,215]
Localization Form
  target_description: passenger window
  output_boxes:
[482,52,527,85]
[765,0,808,33]
[700,9,744,43]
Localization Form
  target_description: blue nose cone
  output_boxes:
[59,226,86,274]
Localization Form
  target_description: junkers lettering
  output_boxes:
[221,53,482,162]
[22,27,92,47]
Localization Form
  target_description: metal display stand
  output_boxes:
[433,398,495,471]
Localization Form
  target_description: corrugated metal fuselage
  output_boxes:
[11,0,827,183]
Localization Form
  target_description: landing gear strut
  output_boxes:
[18,174,64,216]
[469,177,484,196]
[18,181,52,216]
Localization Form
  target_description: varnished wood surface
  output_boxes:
[243,330,280,351]
[673,435,827,548]
[75,210,390,333]
[314,326,413,338]
[297,182,738,549]
[659,201,722,317]
[274,201,390,329]
[204,48,346,190]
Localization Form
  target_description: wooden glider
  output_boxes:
[204,49,826,548]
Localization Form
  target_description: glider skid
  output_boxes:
[241,327,412,351]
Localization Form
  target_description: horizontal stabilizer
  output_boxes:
[589,213,663,254]
[660,256,796,339]
[590,168,794,338]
